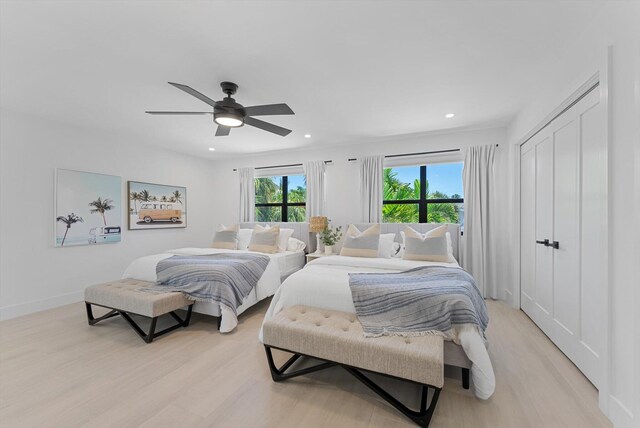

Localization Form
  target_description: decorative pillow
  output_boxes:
[248,225,280,253]
[286,237,307,252]
[211,224,239,250]
[237,228,254,250]
[399,227,456,262]
[377,233,396,258]
[402,225,452,262]
[340,224,381,258]
[264,225,294,252]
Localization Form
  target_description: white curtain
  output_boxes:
[462,144,497,298]
[359,155,384,223]
[304,160,326,220]
[238,167,255,222]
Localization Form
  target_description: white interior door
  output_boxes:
[520,87,603,388]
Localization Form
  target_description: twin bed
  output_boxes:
[122,222,307,332]
[118,221,494,402]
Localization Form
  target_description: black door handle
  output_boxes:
[551,241,559,249]
[536,239,549,246]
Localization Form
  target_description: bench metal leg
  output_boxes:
[345,365,440,428]
[264,345,441,427]
[461,367,470,389]
[265,346,335,382]
[85,302,119,325]
[85,302,193,343]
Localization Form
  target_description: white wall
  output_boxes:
[209,126,511,294]
[506,3,640,426]
[0,108,217,320]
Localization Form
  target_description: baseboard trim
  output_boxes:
[0,290,84,321]
[609,395,634,428]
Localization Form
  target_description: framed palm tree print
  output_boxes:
[55,169,122,247]
[127,181,187,230]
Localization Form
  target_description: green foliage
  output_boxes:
[382,168,461,224]
[320,224,343,246]
[255,177,307,222]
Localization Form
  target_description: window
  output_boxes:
[383,163,464,225]
[255,175,306,222]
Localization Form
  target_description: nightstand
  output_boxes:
[306,253,335,263]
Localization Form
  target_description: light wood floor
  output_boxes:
[0,299,611,428]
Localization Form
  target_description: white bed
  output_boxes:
[260,224,496,400]
[122,222,308,333]
[123,248,304,332]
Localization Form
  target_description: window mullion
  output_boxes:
[282,176,288,222]
[419,165,427,223]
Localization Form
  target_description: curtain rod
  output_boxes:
[347,145,498,162]
[233,160,332,172]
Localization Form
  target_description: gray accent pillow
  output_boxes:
[402,225,452,262]
[248,225,280,254]
[212,224,239,250]
[340,224,381,258]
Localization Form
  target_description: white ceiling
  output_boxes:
[0,1,605,159]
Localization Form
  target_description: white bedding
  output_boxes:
[122,247,304,333]
[260,255,496,399]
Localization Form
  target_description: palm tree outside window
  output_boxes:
[382,163,464,226]
[255,175,306,222]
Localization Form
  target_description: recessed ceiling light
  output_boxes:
[445,113,455,118]
[208,147,216,151]
[304,134,311,138]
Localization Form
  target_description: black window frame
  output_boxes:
[383,164,464,223]
[255,175,306,222]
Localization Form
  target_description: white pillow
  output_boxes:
[391,241,403,258]
[286,237,307,252]
[237,228,254,250]
[377,233,396,259]
[264,225,294,252]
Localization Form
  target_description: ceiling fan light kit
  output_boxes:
[146,81,294,137]
[214,112,243,127]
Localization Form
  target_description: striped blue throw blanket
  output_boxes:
[150,253,270,315]
[348,266,489,338]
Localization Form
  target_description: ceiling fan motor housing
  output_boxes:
[214,96,246,126]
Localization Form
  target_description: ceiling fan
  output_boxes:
[146,81,294,137]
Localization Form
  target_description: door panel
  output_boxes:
[534,135,554,317]
[552,117,579,337]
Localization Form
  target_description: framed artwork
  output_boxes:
[127,181,187,230]
[55,169,122,247]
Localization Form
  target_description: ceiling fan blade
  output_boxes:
[168,82,218,108]
[244,116,292,136]
[145,111,212,115]
[215,125,231,137]
[244,103,294,116]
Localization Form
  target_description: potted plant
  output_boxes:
[319,224,342,255]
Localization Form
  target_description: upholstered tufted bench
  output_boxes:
[84,279,194,343]
[262,305,444,427]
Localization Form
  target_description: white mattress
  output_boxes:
[122,248,305,332]
[260,255,496,400]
